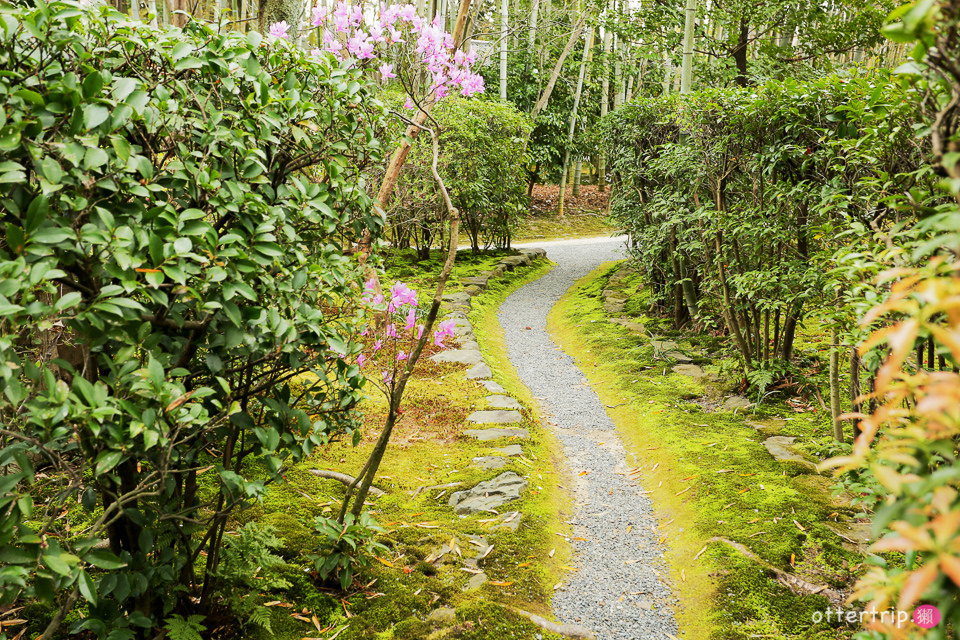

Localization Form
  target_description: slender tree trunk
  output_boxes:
[850,347,862,440]
[572,159,582,197]
[830,329,843,441]
[597,13,612,191]
[527,0,540,66]
[499,0,508,100]
[680,0,696,93]
[558,26,593,218]
[528,14,587,123]
[732,17,749,86]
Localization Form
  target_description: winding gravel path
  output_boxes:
[500,236,679,640]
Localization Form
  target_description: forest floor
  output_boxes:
[211,236,869,640]
[515,184,615,243]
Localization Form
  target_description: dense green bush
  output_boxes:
[0,1,383,636]
[385,97,532,254]
[601,71,924,376]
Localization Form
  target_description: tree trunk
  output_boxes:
[732,17,749,86]
[572,159,582,197]
[529,14,587,123]
[830,329,843,441]
[558,26,593,218]
[679,0,697,94]
[597,9,613,191]
[499,0,508,100]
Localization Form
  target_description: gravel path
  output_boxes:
[501,236,679,640]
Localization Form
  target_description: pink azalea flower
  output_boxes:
[373,339,383,352]
[433,319,456,348]
[396,350,408,362]
[311,5,325,26]
[398,4,417,21]
[357,352,367,368]
[380,63,396,80]
[417,324,424,339]
[386,323,397,338]
[404,97,416,110]
[389,282,418,308]
[460,73,485,97]
[433,83,448,99]
[268,21,290,40]
[405,307,417,330]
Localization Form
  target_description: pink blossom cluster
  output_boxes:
[358,279,456,387]
[269,1,484,101]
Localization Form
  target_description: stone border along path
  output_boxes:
[497,237,680,640]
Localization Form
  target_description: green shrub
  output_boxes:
[0,0,383,635]
[306,513,388,590]
[384,96,532,255]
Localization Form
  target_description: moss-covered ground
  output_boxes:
[546,260,869,640]
[229,255,573,640]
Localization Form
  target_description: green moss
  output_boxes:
[546,260,862,640]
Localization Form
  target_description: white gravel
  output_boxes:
[498,235,680,640]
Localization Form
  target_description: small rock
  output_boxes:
[467,409,522,424]
[427,607,457,625]
[485,395,522,409]
[671,364,706,378]
[763,436,817,472]
[609,317,645,332]
[461,276,489,289]
[603,299,626,313]
[463,428,529,441]
[448,472,528,515]
[480,380,506,393]
[719,395,753,412]
[664,350,694,364]
[466,363,493,379]
[495,444,523,456]
[465,572,488,590]
[430,349,484,365]
[442,291,473,304]
[471,456,507,470]
[463,284,483,297]
[651,339,679,352]
[451,318,473,336]
[824,520,872,546]
[520,247,546,258]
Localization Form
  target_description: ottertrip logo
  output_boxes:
[812,605,941,629]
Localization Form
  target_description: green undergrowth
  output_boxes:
[547,261,867,640]
[233,255,568,640]
[382,247,521,296]
[514,212,617,244]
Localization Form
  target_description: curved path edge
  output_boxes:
[497,236,680,640]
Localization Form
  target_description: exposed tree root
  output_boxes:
[309,469,385,497]
[709,537,846,606]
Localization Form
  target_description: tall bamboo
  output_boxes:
[558,26,594,217]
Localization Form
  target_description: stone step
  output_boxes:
[430,349,484,365]
[467,409,522,424]
[479,380,506,393]
[464,427,529,441]
[485,395,521,410]
[466,363,492,379]
[448,472,527,515]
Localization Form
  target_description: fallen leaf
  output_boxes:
[489,581,514,586]
[374,557,394,567]
[517,562,531,567]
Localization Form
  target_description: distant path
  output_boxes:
[500,236,679,640]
